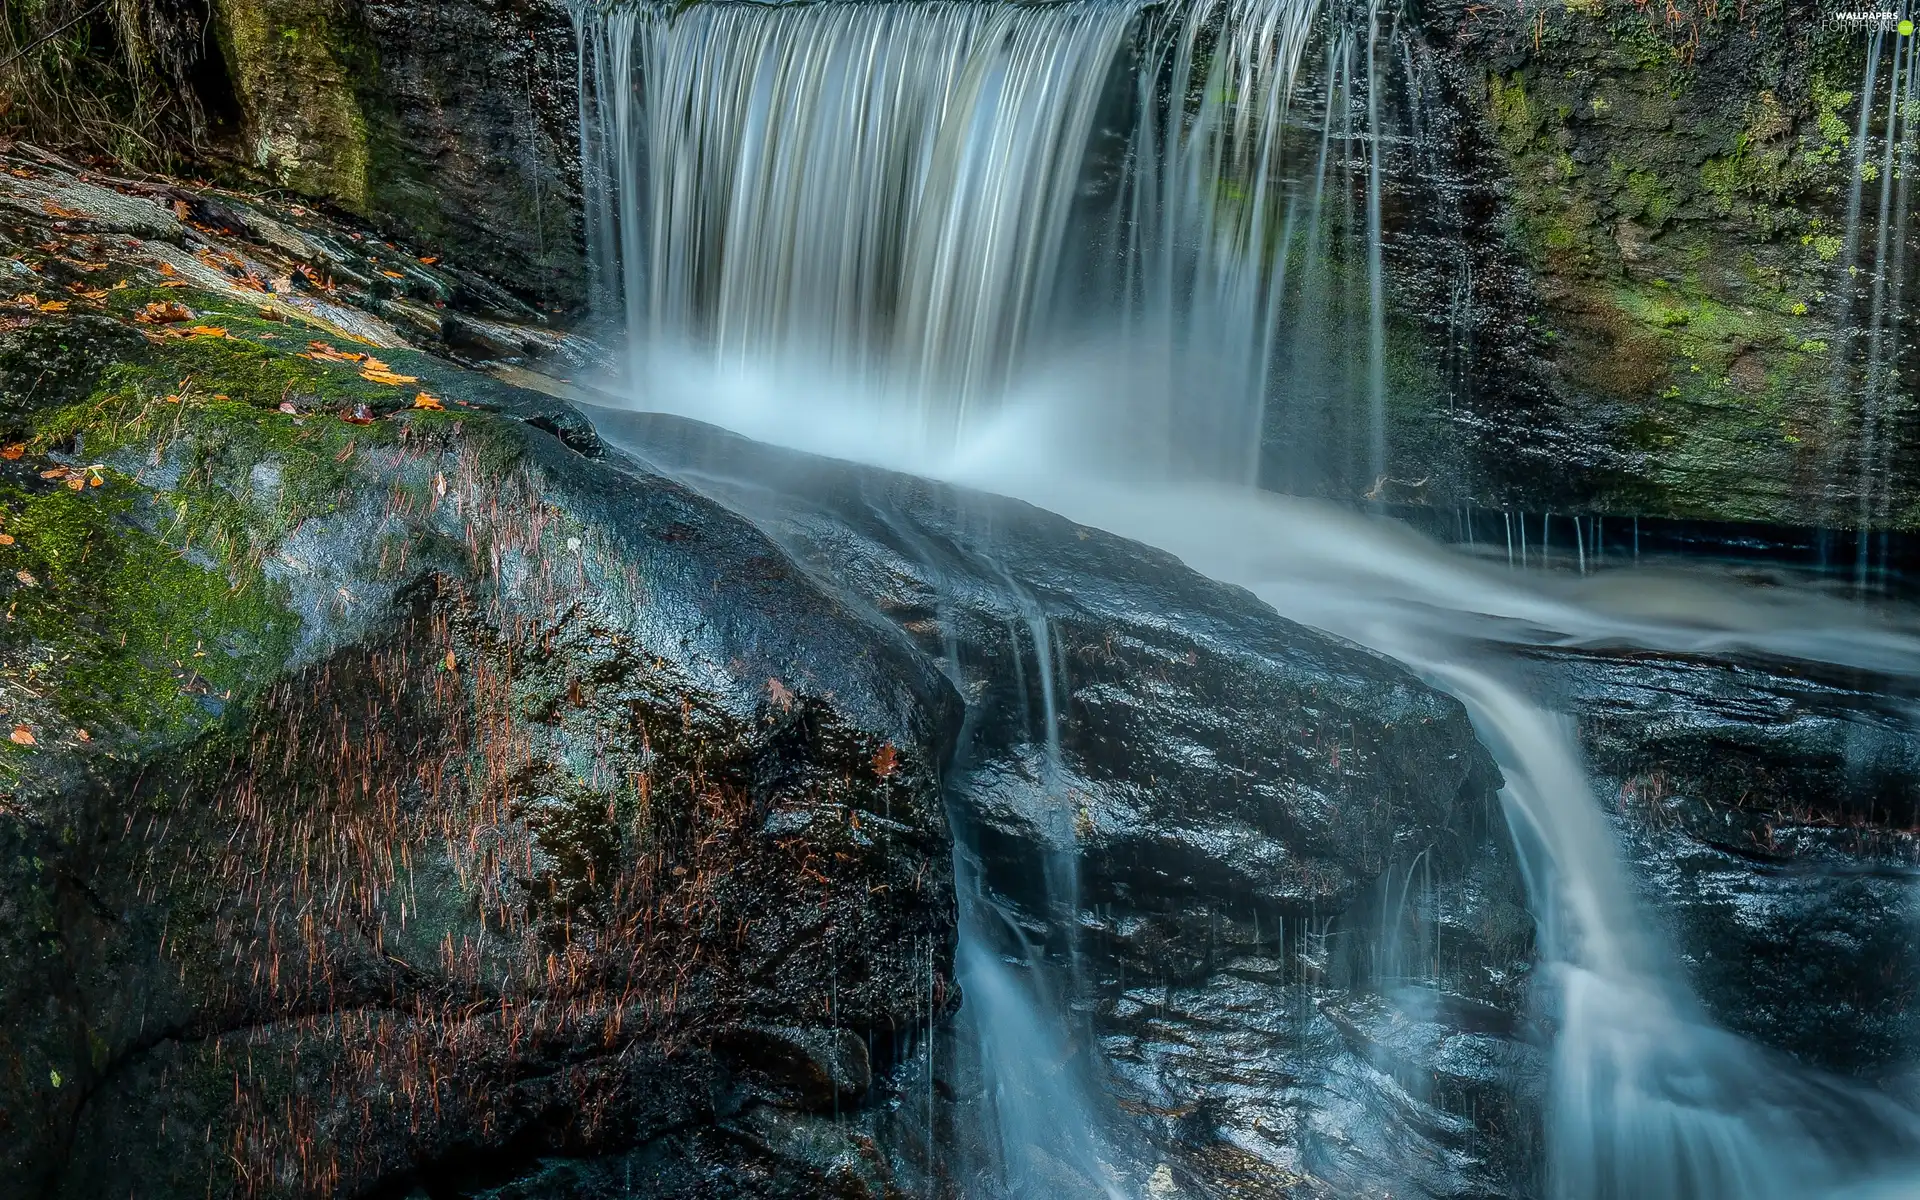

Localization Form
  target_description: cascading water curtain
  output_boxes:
[568,0,1408,490]
[1825,7,1917,589]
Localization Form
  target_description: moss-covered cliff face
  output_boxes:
[1396,0,1910,528]
[205,0,583,311]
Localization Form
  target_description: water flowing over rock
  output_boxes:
[6,0,1920,1197]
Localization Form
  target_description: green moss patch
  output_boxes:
[0,476,295,744]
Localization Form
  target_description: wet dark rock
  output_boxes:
[593,409,1543,1197]
[1531,645,1920,1077]
[713,1025,875,1112]
[351,0,586,312]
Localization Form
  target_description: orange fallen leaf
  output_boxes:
[187,325,228,338]
[164,395,182,404]
[74,729,90,743]
[87,476,101,488]
[419,256,439,265]
[40,199,84,220]
[873,742,899,778]
[412,392,444,410]
[158,261,175,276]
[0,535,15,546]
[35,300,66,313]
[444,650,457,672]
[361,368,419,386]
[1,444,23,460]
[14,570,35,586]
[64,476,84,491]
[37,467,68,480]
[136,301,192,324]
[159,280,190,289]
[381,270,406,280]
[303,342,364,364]
[9,725,33,746]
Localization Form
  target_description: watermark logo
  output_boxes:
[1833,10,1916,33]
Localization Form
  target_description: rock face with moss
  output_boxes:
[0,150,960,1198]
[204,0,583,310]
[1384,0,1912,528]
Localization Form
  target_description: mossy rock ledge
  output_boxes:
[0,170,960,1198]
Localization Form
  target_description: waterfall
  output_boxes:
[572,0,1399,487]
[569,1,1920,1195]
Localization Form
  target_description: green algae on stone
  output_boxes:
[0,477,295,744]
[210,0,373,209]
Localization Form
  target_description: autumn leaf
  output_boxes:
[35,300,66,313]
[187,325,228,338]
[360,368,419,386]
[63,476,84,491]
[342,404,376,426]
[158,261,175,276]
[412,392,444,410]
[0,535,15,546]
[1,444,24,460]
[74,729,90,743]
[873,742,899,779]
[443,650,457,672]
[303,342,363,364]
[40,199,84,220]
[9,725,33,746]
[136,301,192,324]
[14,571,34,586]
[419,256,439,265]
[277,401,299,415]
[38,467,67,480]
[768,677,794,711]
[381,270,406,280]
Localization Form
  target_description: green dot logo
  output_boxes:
[1903,18,1916,35]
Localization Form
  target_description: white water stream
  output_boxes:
[570,2,1920,1194]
